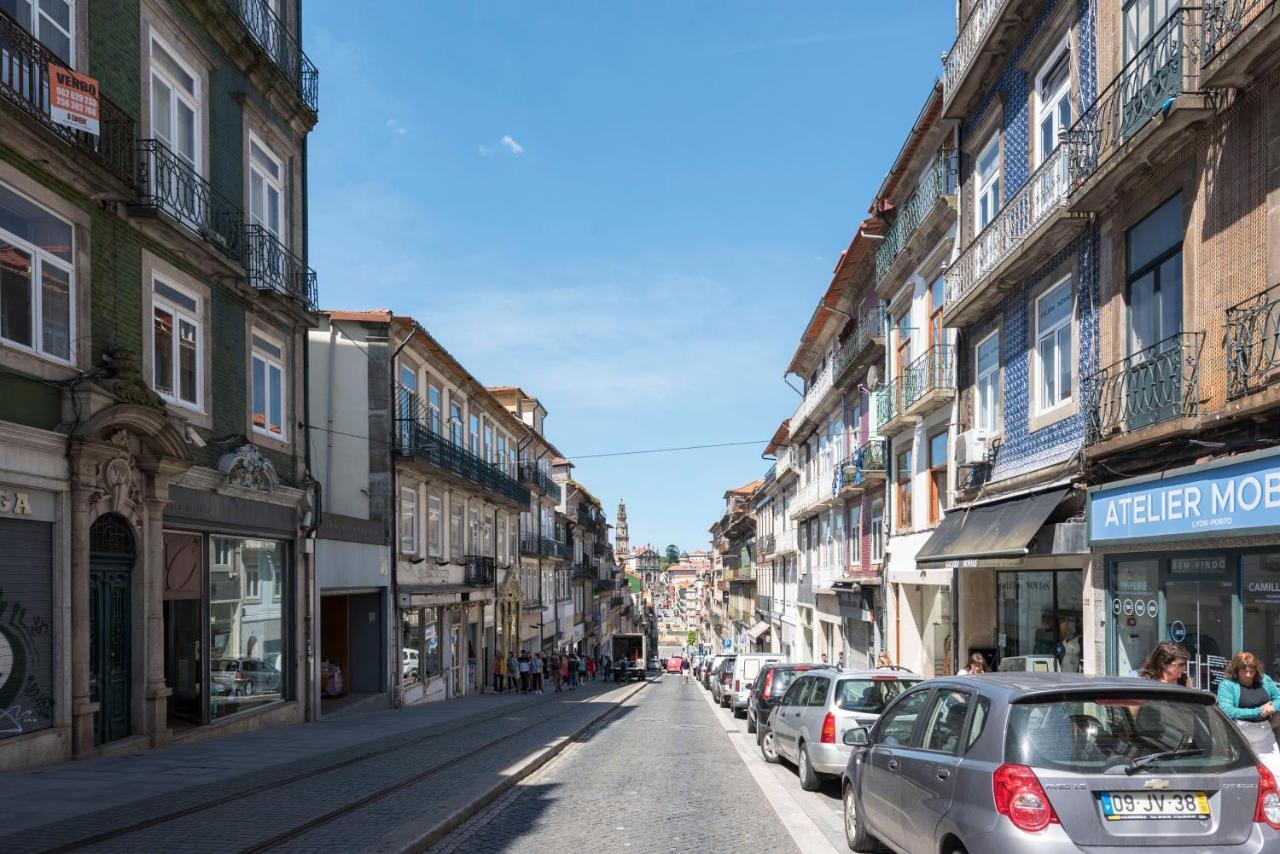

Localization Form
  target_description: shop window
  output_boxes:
[152,278,202,410]
[250,332,286,440]
[1111,558,1160,676]
[0,182,74,362]
[996,570,1083,671]
[928,430,948,524]
[1164,554,1232,688]
[427,492,442,557]
[209,537,286,720]
[1243,554,1280,675]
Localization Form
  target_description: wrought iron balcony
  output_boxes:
[942,0,1029,115]
[725,564,755,583]
[135,139,245,265]
[759,533,775,556]
[760,464,777,492]
[393,386,531,506]
[1203,0,1280,86]
[540,537,568,561]
[1066,8,1205,206]
[576,503,596,526]
[0,8,136,187]
[518,462,561,501]
[519,532,541,556]
[834,305,889,382]
[222,0,318,113]
[843,438,888,489]
[1084,332,1205,446]
[571,563,596,581]
[903,345,956,415]
[593,542,607,558]
[756,595,772,615]
[945,144,1073,324]
[792,360,835,434]
[875,376,912,434]
[245,224,316,309]
[874,151,957,284]
[463,555,495,586]
[594,578,614,594]
[1226,283,1280,399]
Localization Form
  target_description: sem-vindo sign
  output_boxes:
[1089,448,1280,544]
[49,65,100,136]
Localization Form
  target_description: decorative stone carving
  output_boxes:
[83,430,144,528]
[217,444,279,492]
[101,347,164,410]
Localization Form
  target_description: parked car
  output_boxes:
[647,657,661,672]
[402,648,419,679]
[711,656,738,707]
[749,662,817,737]
[728,653,783,718]
[762,668,919,791]
[211,657,281,697]
[840,673,1280,854]
[666,657,685,674]
[702,654,727,689]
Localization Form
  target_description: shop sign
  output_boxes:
[1089,448,1280,545]
[0,487,54,522]
[50,65,100,135]
[1245,579,1280,605]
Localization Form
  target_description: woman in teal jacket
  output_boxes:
[1217,651,1280,777]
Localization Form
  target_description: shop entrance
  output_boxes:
[320,592,385,705]
[1165,556,1234,689]
[89,514,135,746]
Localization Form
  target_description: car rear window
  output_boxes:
[765,668,803,698]
[1006,694,1254,774]
[835,678,917,713]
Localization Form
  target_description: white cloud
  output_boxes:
[386,118,408,137]
[500,135,524,155]
[480,135,525,157]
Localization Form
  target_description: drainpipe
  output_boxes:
[387,324,414,707]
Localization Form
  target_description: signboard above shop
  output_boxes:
[1089,447,1280,545]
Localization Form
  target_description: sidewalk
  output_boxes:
[0,677,647,852]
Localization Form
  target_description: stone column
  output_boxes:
[69,485,96,756]
[142,490,172,747]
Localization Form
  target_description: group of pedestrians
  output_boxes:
[491,650,613,695]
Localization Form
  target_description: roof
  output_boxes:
[871,82,944,206]
[763,419,791,457]
[325,309,393,322]
[726,479,763,497]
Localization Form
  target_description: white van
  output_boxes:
[726,653,783,716]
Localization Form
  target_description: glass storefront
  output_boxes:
[209,537,287,720]
[995,570,1083,671]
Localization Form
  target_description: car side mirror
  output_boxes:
[843,726,870,747]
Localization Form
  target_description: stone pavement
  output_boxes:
[432,672,801,854]
[0,677,645,853]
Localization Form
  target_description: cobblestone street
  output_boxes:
[433,673,803,853]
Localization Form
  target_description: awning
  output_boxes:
[916,487,1069,566]
[747,620,771,641]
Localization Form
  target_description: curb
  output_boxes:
[398,676,655,852]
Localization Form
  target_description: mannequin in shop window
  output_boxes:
[1057,619,1082,673]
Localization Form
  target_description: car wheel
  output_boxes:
[746,709,757,734]
[760,727,781,764]
[844,782,876,852]
[798,743,821,792]
[243,681,255,697]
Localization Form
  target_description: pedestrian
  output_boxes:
[551,652,562,693]
[681,656,690,684]
[532,652,544,694]
[836,653,845,670]
[568,654,578,689]
[1218,652,1280,777]
[507,651,519,693]
[876,651,894,669]
[1139,641,1191,686]
[820,653,829,666]
[493,652,505,693]
[586,656,596,683]
[561,654,570,689]
[958,653,987,675]
[518,651,531,693]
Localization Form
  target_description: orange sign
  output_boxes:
[50,65,100,135]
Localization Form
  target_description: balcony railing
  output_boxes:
[761,464,777,492]
[0,8,137,187]
[610,594,624,608]
[875,376,906,431]
[245,225,317,309]
[834,305,889,380]
[874,150,958,282]
[519,532,541,556]
[792,360,835,431]
[518,462,561,501]
[135,139,245,264]
[756,595,772,615]
[1066,7,1201,192]
[576,504,596,526]
[463,555,495,586]
[1204,0,1277,63]
[1226,283,1280,399]
[541,537,568,560]
[942,0,1012,108]
[222,0,318,113]
[394,385,531,506]
[759,533,775,556]
[593,578,614,594]
[946,144,1072,315]
[571,563,596,581]
[844,438,888,486]
[1084,332,1205,444]
[903,345,956,411]
[771,528,797,555]
[593,542,607,558]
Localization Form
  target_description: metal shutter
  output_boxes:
[0,517,54,739]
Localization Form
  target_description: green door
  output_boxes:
[89,514,135,746]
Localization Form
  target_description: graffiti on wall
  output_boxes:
[0,587,54,736]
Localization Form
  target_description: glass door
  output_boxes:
[1243,553,1280,679]
[1164,555,1234,691]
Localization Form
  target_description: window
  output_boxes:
[508,446,517,480]
[1124,0,1176,63]
[808,676,831,706]
[426,383,441,435]
[249,136,284,241]
[896,448,913,531]
[1035,278,1073,412]
[508,512,517,561]
[484,424,494,464]
[1036,44,1072,165]
[449,400,463,446]
[928,431,948,524]
[427,492,443,557]
[1127,195,1183,357]
[469,504,481,555]
[469,413,480,457]
[896,308,912,378]
[5,0,73,64]
[871,501,884,563]
[399,486,418,555]
[244,561,260,600]
[975,134,1000,233]
[152,278,202,409]
[921,689,972,755]
[209,537,286,720]
[928,275,945,349]
[251,332,285,440]
[875,688,930,746]
[449,499,463,561]
[0,182,73,361]
[848,505,861,568]
[497,435,506,475]
[497,514,508,563]
[975,331,1000,434]
[483,513,494,559]
[149,36,199,175]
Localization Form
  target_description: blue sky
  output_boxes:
[306,3,956,552]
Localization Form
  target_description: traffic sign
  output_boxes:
[722,639,732,650]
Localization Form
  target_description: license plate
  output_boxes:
[1100,791,1210,820]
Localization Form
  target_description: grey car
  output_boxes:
[762,668,919,791]
[710,656,737,707]
[840,673,1280,853]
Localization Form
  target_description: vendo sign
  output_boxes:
[50,65,100,135]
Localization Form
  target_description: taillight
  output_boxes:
[820,712,836,744]
[1256,765,1280,829]
[762,669,774,697]
[235,670,243,680]
[993,764,1058,832]
[734,680,740,692]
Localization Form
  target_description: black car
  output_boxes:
[749,662,818,739]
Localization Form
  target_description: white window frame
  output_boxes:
[151,276,204,411]
[149,33,201,171]
[975,133,1000,234]
[449,498,463,560]
[426,381,441,436]
[849,506,861,568]
[1035,37,1072,167]
[248,133,286,242]
[871,501,884,564]
[497,514,508,563]
[400,486,419,556]
[974,330,1000,434]
[448,398,464,446]
[0,183,75,364]
[427,491,443,557]
[250,329,287,441]
[11,0,74,65]
[1034,276,1074,414]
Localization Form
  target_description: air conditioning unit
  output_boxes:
[954,429,990,468]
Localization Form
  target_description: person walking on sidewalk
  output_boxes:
[681,656,691,684]
[586,656,596,682]
[493,652,506,693]
[551,652,562,693]
[561,654,571,690]
[506,651,519,693]
[531,652,544,694]
[518,652,531,693]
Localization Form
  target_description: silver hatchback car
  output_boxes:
[841,673,1280,853]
